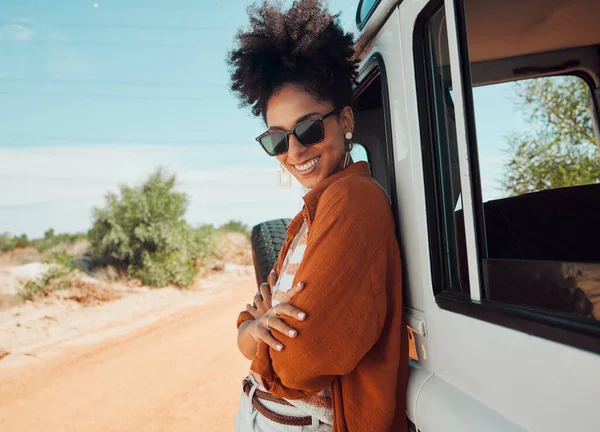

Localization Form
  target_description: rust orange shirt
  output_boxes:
[237,161,408,432]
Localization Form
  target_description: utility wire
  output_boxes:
[0,39,222,48]
[1,135,235,145]
[0,197,103,210]
[0,173,113,185]
[0,22,237,31]
[0,77,228,89]
[0,91,224,101]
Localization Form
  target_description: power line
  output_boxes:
[0,22,237,31]
[0,197,103,210]
[0,135,236,146]
[0,39,222,48]
[0,91,224,101]
[0,174,256,189]
[0,77,228,89]
[0,173,112,185]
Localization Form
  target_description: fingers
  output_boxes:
[246,303,259,319]
[266,316,298,339]
[268,270,278,289]
[256,321,284,351]
[259,282,271,304]
[254,286,264,304]
[274,303,307,321]
[289,281,305,296]
[280,281,305,303]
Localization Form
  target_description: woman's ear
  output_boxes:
[340,106,355,135]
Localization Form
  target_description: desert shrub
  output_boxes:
[21,265,75,301]
[88,169,200,288]
[0,230,86,254]
[0,233,17,252]
[32,231,87,252]
[219,220,250,235]
[14,234,31,249]
[193,224,220,264]
[43,251,76,270]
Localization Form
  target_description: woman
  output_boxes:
[228,1,408,431]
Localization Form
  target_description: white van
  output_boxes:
[251,0,600,430]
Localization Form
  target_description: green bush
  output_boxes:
[21,265,74,301]
[43,251,76,270]
[15,234,31,249]
[193,224,220,264]
[219,220,249,234]
[0,233,17,252]
[32,231,86,252]
[88,169,202,288]
[0,230,85,254]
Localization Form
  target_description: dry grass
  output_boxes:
[92,265,129,284]
[61,279,121,306]
[216,232,252,266]
[3,232,252,309]
[0,240,90,268]
[0,248,42,267]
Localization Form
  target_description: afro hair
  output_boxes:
[227,0,358,120]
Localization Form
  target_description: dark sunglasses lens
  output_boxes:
[260,133,287,156]
[295,120,324,146]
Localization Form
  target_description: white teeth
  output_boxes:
[296,156,320,171]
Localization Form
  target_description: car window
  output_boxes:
[472,76,600,320]
[350,143,369,163]
[421,5,600,324]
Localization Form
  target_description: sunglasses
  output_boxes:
[256,108,341,156]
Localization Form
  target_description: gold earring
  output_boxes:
[277,164,292,187]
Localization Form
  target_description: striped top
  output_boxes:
[269,221,333,425]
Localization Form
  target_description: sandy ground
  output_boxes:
[0,267,254,432]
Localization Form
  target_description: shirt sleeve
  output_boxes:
[250,185,389,399]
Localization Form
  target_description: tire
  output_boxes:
[251,218,291,287]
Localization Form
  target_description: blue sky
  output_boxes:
[0,0,523,238]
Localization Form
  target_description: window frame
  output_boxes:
[356,0,384,31]
[414,0,600,355]
[353,53,399,227]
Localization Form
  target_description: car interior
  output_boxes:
[430,0,600,319]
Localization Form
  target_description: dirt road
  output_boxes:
[0,277,254,432]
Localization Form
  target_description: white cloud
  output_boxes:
[0,24,35,42]
[46,31,69,43]
[11,18,34,24]
[0,145,305,238]
[46,51,93,78]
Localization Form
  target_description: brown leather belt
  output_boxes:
[242,378,316,427]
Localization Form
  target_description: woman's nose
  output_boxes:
[287,134,306,158]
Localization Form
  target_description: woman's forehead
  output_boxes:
[265,86,332,129]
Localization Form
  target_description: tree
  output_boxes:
[88,169,199,288]
[502,76,600,196]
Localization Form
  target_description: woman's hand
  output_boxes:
[245,270,277,319]
[247,281,307,351]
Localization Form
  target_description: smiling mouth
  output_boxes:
[293,156,320,175]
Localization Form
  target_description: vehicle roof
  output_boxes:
[466,0,600,63]
[355,0,600,63]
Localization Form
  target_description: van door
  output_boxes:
[411,0,600,431]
